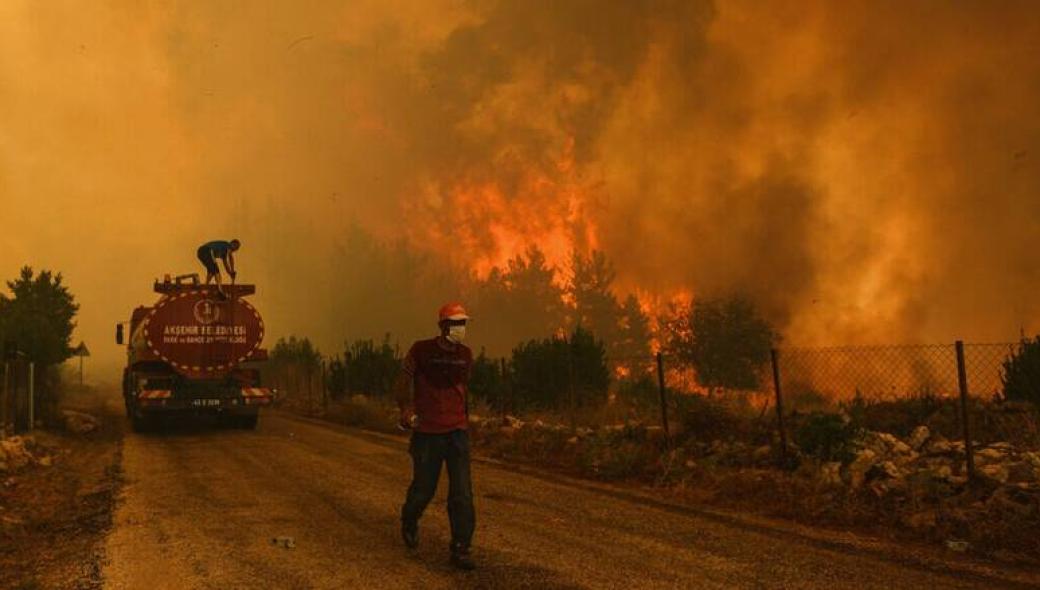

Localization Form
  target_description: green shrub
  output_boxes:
[341,335,401,397]
[794,412,859,463]
[662,295,777,391]
[511,325,609,411]
[326,398,397,433]
[616,374,660,410]
[469,350,507,410]
[578,438,648,480]
[786,384,830,413]
[675,394,746,442]
[842,390,949,438]
[1002,337,1040,406]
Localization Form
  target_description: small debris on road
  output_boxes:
[62,410,100,435]
[271,536,296,549]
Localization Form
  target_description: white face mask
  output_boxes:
[447,324,467,344]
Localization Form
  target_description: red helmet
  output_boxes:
[438,302,470,322]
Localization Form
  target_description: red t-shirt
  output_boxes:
[402,337,472,433]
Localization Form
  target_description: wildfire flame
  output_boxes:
[407,136,600,285]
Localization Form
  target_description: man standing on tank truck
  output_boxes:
[395,302,477,571]
[196,239,240,296]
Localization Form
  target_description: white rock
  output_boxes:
[819,462,843,487]
[908,426,930,450]
[979,464,1010,484]
[891,440,913,455]
[62,410,99,435]
[925,438,954,455]
[1022,451,1040,469]
[848,449,878,489]
[975,448,1004,464]
[873,460,901,480]
[0,438,30,470]
[877,432,900,448]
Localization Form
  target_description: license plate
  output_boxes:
[191,399,222,407]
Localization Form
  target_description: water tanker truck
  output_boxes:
[116,279,273,431]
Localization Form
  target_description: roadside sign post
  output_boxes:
[72,341,91,388]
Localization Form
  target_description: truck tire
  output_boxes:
[130,411,152,433]
[238,414,259,430]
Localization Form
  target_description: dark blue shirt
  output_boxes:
[203,240,233,259]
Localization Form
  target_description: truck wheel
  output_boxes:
[238,414,259,430]
[131,412,152,433]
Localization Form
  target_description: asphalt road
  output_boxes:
[101,411,1040,589]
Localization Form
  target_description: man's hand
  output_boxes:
[397,412,418,431]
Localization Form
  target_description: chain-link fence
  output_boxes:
[776,344,960,403]
[773,340,1040,479]
[269,337,1040,481]
[774,342,1037,403]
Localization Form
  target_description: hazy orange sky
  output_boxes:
[1,1,1038,381]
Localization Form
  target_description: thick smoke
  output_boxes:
[1,1,1038,376]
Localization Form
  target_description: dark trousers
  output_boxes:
[401,429,476,548]
[196,246,219,276]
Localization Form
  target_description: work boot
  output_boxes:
[401,520,419,550]
[450,543,476,571]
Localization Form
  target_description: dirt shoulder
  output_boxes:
[0,397,123,590]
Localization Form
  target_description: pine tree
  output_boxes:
[568,250,622,355]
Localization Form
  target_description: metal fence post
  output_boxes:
[28,361,34,432]
[656,352,670,440]
[1,362,7,439]
[770,349,789,466]
[321,359,328,414]
[499,357,508,420]
[307,362,314,416]
[955,340,975,483]
[567,341,576,432]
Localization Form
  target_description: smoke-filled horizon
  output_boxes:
[1,1,1038,379]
